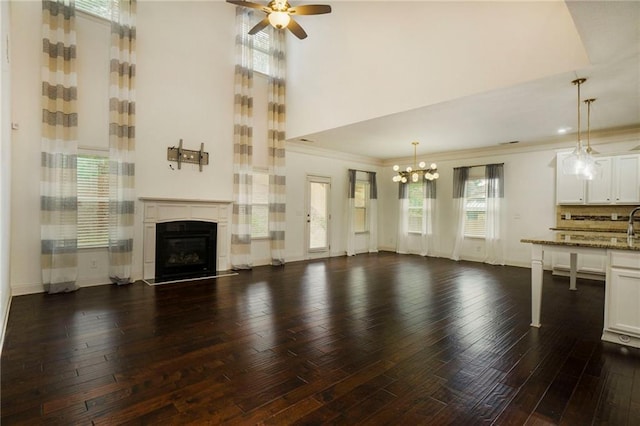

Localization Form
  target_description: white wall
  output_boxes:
[10,0,41,294]
[284,147,381,262]
[286,0,589,139]
[1,0,12,345]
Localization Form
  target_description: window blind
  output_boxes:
[464,178,487,237]
[77,155,110,248]
[407,182,423,233]
[252,171,269,238]
[76,0,112,20]
[354,181,368,233]
[241,19,271,75]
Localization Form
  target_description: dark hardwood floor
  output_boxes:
[2,253,639,425]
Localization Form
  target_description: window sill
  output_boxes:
[463,235,486,240]
[78,246,108,251]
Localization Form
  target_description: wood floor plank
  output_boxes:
[2,252,639,424]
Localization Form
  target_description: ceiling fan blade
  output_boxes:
[226,0,269,12]
[287,18,308,39]
[288,4,332,15]
[248,17,270,35]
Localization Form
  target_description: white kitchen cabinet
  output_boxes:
[614,155,640,203]
[603,250,640,347]
[587,154,640,204]
[556,152,585,204]
[557,152,640,205]
[586,157,612,203]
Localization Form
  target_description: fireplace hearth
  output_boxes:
[155,220,217,282]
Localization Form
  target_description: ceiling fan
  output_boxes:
[226,0,332,40]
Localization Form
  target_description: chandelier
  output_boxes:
[391,141,439,183]
[562,78,598,180]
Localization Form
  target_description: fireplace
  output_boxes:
[155,220,217,282]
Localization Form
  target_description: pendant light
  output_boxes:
[562,78,596,178]
[579,98,598,180]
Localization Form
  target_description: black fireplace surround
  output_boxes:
[155,220,217,282]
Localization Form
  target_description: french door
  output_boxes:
[305,176,331,259]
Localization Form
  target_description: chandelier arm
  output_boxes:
[392,141,439,183]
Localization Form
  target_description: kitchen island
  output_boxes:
[521,231,640,348]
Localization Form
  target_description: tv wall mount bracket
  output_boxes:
[167,139,209,171]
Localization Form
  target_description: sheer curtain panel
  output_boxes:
[346,169,356,256]
[108,0,136,285]
[41,0,79,293]
[396,183,410,254]
[450,166,469,261]
[267,26,286,266]
[484,163,505,265]
[368,172,378,253]
[231,7,254,270]
[420,179,436,256]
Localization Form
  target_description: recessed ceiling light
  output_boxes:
[557,127,572,134]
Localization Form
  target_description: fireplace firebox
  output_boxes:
[155,221,217,282]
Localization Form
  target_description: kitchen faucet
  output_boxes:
[629,206,640,237]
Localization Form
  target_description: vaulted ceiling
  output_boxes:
[284,0,640,160]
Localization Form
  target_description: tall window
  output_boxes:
[464,176,487,237]
[241,18,271,75]
[252,171,269,238]
[76,0,112,20]
[77,154,110,248]
[354,180,369,233]
[407,182,424,233]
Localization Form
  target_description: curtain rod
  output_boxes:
[455,162,504,169]
[349,168,376,174]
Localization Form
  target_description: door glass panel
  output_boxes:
[309,182,328,250]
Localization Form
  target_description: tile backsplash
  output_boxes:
[556,205,640,232]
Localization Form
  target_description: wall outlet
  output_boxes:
[564,212,571,220]
[612,213,618,220]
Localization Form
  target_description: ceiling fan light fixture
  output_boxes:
[268,11,291,28]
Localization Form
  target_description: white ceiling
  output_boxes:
[286,0,640,161]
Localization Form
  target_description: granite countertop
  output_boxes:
[521,231,640,251]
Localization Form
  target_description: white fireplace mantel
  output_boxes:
[139,197,233,280]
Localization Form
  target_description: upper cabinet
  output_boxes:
[615,155,640,203]
[587,157,614,203]
[557,152,640,205]
[556,152,586,204]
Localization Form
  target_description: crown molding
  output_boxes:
[381,125,640,166]
[286,140,384,167]
[286,126,639,167]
